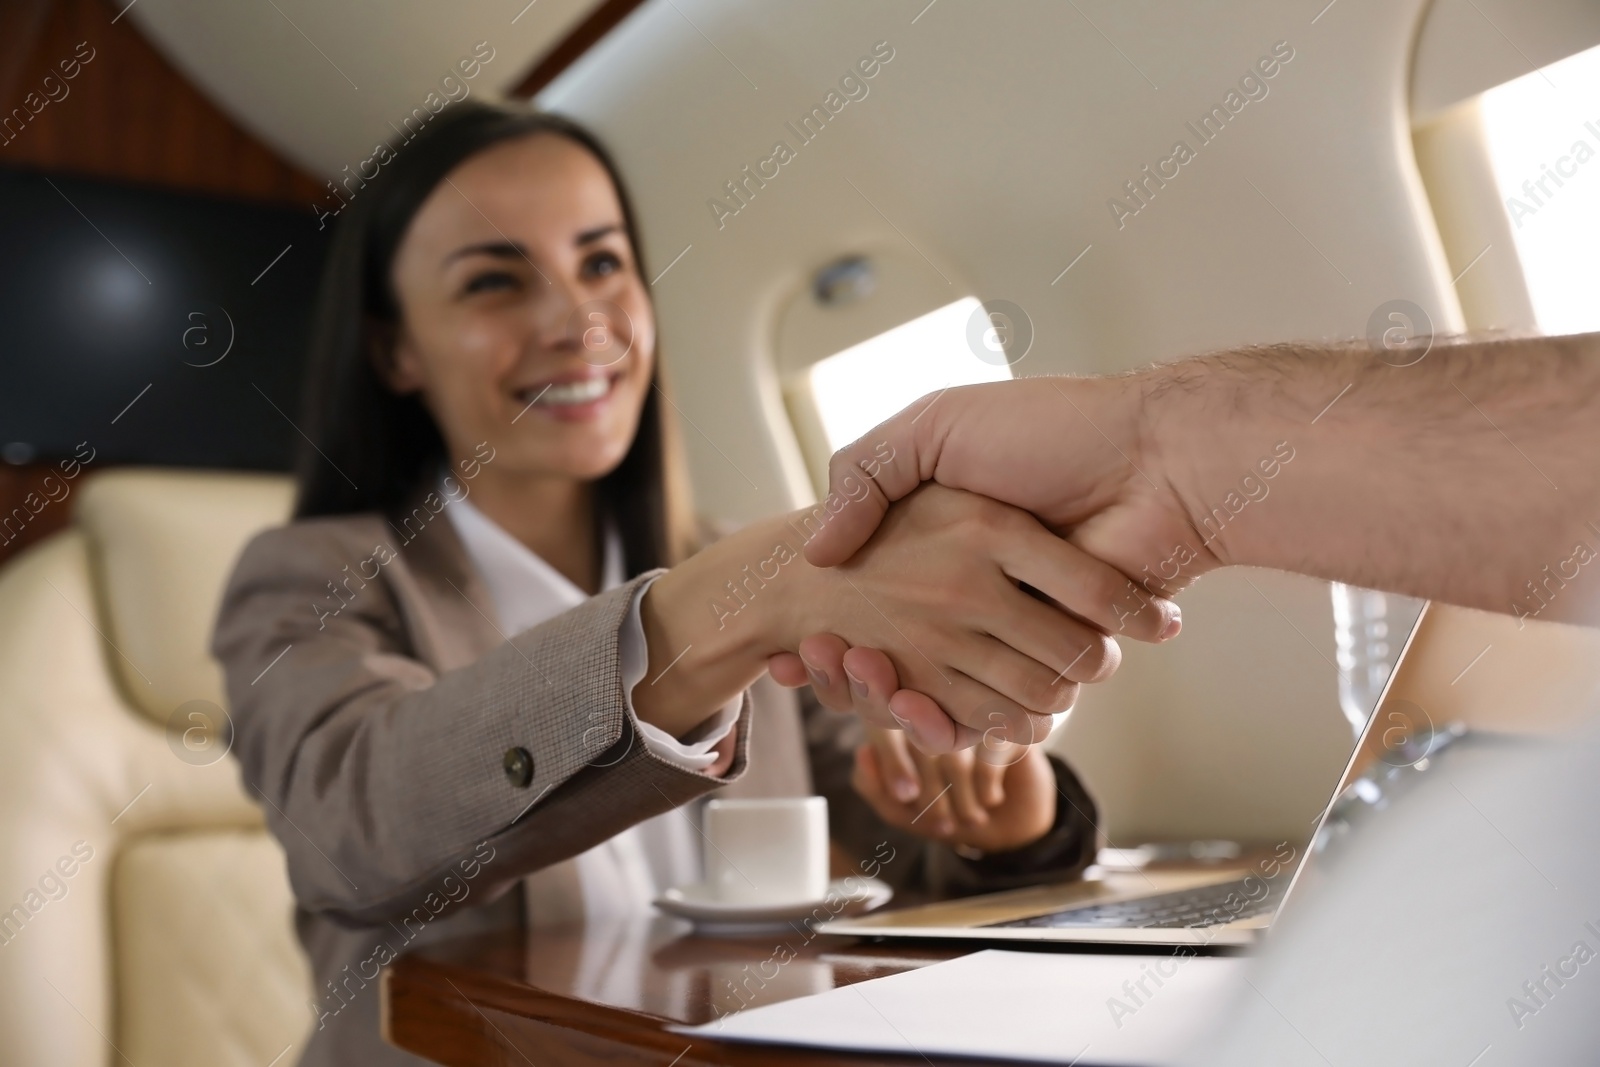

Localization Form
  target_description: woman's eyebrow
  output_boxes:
[576,224,621,245]
[444,240,526,265]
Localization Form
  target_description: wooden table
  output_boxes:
[383,852,1264,1065]
[382,917,1009,1065]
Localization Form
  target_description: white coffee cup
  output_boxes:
[702,797,829,906]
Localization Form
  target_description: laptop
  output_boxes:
[823,601,1433,948]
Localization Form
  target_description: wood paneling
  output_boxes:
[511,0,650,98]
[0,0,325,569]
[0,0,324,201]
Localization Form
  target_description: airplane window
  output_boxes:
[1480,42,1600,337]
[805,296,1011,454]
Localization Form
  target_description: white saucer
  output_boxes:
[655,877,893,934]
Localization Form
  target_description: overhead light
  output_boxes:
[812,255,876,306]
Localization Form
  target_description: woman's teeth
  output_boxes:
[528,378,612,406]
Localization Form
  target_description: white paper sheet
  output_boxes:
[674,949,1245,1065]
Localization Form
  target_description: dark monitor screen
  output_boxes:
[0,168,328,470]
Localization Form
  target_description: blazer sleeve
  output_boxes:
[804,691,1100,897]
[211,523,751,926]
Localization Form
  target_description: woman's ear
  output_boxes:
[366,318,425,395]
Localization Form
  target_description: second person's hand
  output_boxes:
[854,723,1058,854]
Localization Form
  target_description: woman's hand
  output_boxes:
[854,724,1058,854]
[768,635,967,752]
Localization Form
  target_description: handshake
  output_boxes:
[641,332,1598,826]
[761,370,1201,756]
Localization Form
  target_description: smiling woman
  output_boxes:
[293,109,682,568]
[209,100,1144,1066]
[350,124,671,584]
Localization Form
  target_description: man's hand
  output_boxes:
[854,724,1057,854]
[803,376,1211,627]
[774,484,1184,747]
[775,377,1192,744]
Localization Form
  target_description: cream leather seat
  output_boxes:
[0,469,311,1067]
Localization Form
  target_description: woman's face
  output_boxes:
[386,133,655,483]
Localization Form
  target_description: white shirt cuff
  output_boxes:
[620,574,740,772]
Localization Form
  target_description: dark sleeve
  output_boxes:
[802,691,1100,898]
[931,755,1100,894]
[212,523,751,926]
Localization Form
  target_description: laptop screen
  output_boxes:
[1075,580,1432,888]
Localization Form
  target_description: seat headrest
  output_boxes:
[75,469,294,726]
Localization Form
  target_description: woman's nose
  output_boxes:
[529,276,585,350]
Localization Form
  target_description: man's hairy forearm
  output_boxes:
[1143,332,1600,625]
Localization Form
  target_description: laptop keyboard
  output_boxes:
[986,877,1285,931]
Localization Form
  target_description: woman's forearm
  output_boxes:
[215,527,730,923]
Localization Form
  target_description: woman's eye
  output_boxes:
[464,271,518,295]
[583,250,623,279]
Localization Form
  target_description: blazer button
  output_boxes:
[502,747,534,788]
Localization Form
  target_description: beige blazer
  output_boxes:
[212,493,1098,1066]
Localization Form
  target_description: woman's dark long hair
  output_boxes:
[293,101,694,576]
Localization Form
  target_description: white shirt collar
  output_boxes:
[445,486,624,636]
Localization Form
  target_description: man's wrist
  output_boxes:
[1134,348,1340,571]
[1134,361,1226,563]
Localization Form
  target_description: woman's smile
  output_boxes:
[515,368,628,422]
